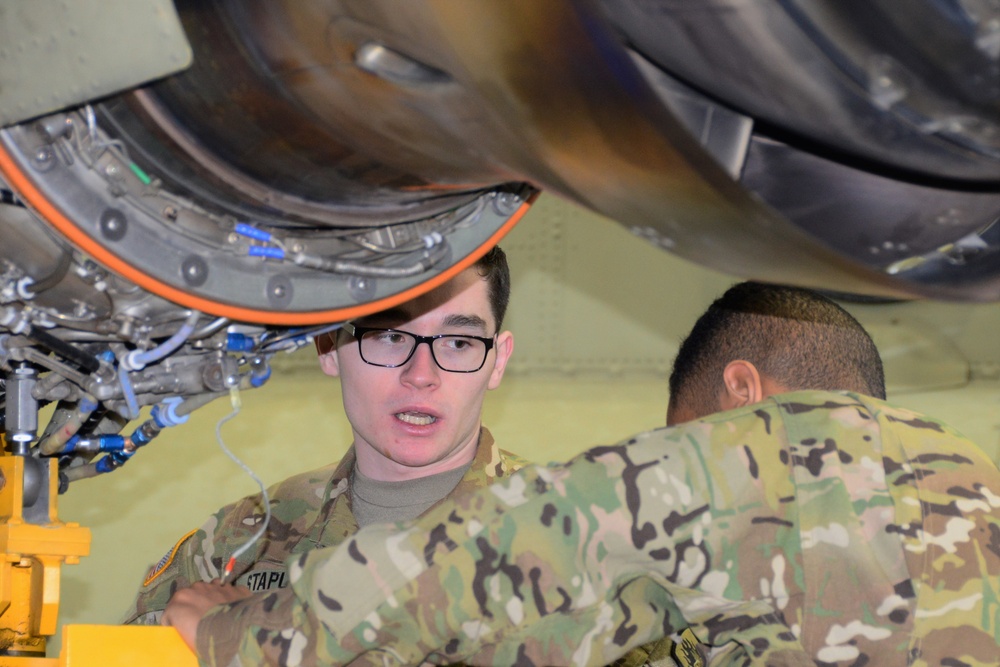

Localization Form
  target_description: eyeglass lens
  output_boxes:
[359,329,488,372]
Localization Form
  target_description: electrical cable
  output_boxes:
[256,322,341,353]
[214,386,271,584]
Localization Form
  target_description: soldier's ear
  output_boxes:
[719,360,765,411]
[317,332,341,378]
[486,331,514,390]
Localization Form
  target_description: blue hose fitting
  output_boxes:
[248,246,285,260]
[227,333,255,352]
[234,223,272,242]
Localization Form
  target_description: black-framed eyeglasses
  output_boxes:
[342,323,496,373]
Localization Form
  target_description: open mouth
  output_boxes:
[396,412,437,426]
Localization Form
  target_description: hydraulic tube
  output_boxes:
[37,395,99,456]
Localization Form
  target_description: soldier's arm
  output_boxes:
[190,419,807,666]
[161,580,253,650]
[122,496,255,624]
[131,461,336,629]
[195,456,630,665]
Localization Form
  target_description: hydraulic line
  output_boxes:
[116,357,140,420]
[123,311,200,371]
[290,239,449,277]
[192,316,230,339]
[232,221,452,278]
[58,392,217,484]
[56,376,260,487]
[37,393,98,455]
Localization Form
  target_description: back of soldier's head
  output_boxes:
[668,282,886,420]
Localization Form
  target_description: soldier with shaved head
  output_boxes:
[164,282,1000,666]
[666,281,885,427]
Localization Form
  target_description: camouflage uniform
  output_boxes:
[196,392,1000,666]
[124,427,525,625]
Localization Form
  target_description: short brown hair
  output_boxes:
[473,245,510,331]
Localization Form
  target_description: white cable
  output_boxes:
[215,386,271,584]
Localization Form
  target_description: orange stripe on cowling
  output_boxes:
[0,142,533,325]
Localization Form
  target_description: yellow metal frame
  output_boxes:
[0,456,89,657]
[0,446,196,665]
[0,625,197,667]
[57,625,197,667]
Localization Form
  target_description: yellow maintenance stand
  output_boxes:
[0,437,195,666]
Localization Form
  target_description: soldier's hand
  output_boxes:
[161,579,253,652]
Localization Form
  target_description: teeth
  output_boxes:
[397,412,436,426]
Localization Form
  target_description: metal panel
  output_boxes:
[501,195,734,376]
[0,0,191,126]
[497,195,982,395]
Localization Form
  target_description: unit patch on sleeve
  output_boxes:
[143,528,198,587]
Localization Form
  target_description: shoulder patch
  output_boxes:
[144,528,198,587]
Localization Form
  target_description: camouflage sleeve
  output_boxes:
[121,527,199,625]
[192,393,1000,666]
[122,495,262,625]
[196,418,810,666]
[126,460,340,626]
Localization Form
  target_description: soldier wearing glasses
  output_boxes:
[165,282,1000,666]
[124,247,525,624]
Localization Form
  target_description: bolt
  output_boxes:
[181,256,208,287]
[492,191,523,216]
[99,208,128,241]
[31,146,55,171]
[266,276,293,307]
[349,275,377,302]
